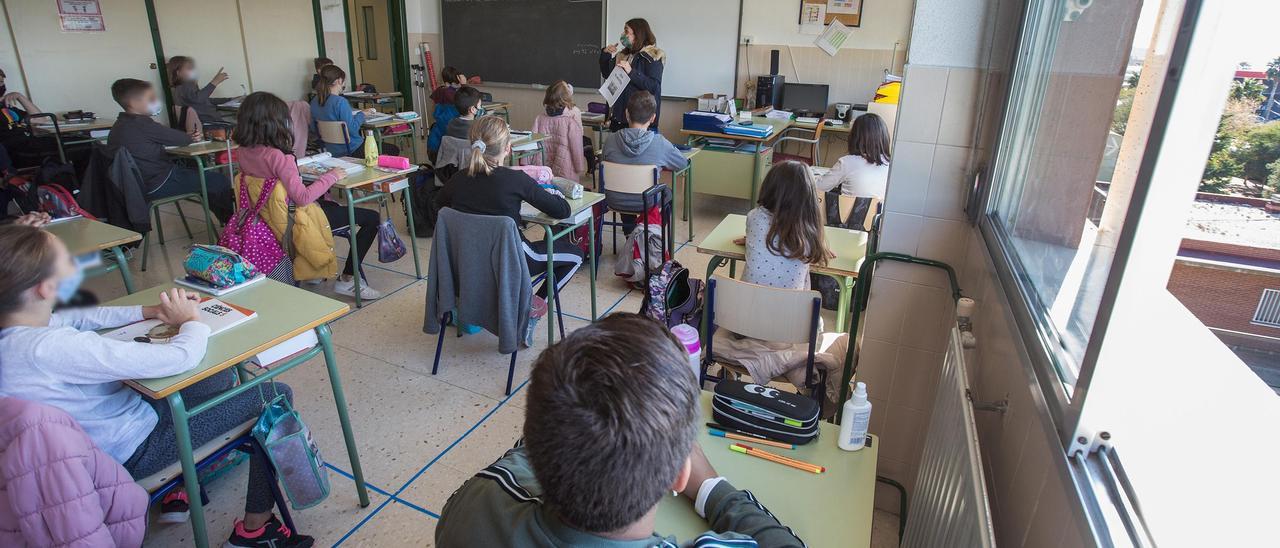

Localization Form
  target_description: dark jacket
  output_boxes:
[80,144,151,233]
[599,45,666,130]
[172,81,233,124]
[105,113,191,193]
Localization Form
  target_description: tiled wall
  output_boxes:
[862,0,1097,543]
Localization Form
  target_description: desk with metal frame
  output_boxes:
[30,115,115,164]
[362,116,422,163]
[654,391,879,547]
[696,213,868,332]
[521,187,604,344]
[45,216,141,294]
[672,147,701,242]
[332,166,424,307]
[117,281,367,548]
[509,132,548,166]
[482,101,511,123]
[166,140,238,241]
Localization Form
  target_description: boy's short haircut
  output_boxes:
[441,66,463,85]
[453,86,482,113]
[523,313,699,534]
[625,91,658,125]
[111,78,153,109]
[314,57,333,70]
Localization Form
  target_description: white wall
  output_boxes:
[241,0,319,100]
[740,0,912,50]
[155,0,250,99]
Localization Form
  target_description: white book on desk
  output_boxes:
[102,298,257,342]
[297,152,364,181]
[521,202,593,224]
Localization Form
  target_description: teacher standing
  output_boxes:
[599,18,665,132]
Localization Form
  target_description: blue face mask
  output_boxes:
[55,264,84,303]
[475,106,485,117]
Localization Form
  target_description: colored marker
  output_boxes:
[729,443,824,474]
[709,428,795,450]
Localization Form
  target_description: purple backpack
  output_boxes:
[219,176,288,276]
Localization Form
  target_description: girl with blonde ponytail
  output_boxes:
[437,115,586,300]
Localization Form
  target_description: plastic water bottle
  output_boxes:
[838,382,873,451]
[669,324,702,382]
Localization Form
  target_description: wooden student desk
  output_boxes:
[166,140,239,241]
[482,101,512,123]
[362,115,422,163]
[332,165,424,307]
[521,186,605,344]
[697,213,869,332]
[44,216,141,293]
[510,132,549,166]
[30,116,116,164]
[655,391,879,547]
[114,281,368,548]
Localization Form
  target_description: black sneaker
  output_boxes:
[224,515,314,548]
[158,490,189,524]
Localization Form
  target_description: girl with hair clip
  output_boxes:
[736,160,832,290]
[309,64,399,158]
[236,91,383,300]
[0,224,314,547]
[532,80,587,182]
[435,116,585,300]
[817,112,892,198]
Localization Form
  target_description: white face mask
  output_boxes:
[147,101,163,117]
[187,70,199,82]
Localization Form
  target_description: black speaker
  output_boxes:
[769,49,780,75]
[756,74,784,109]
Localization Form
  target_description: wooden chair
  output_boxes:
[772,116,828,166]
[316,120,352,155]
[700,274,826,413]
[170,105,202,136]
[598,161,673,258]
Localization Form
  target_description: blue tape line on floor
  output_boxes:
[333,378,530,545]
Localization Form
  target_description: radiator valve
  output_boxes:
[956,297,978,348]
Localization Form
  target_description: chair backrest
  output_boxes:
[316,120,350,146]
[599,161,659,194]
[286,101,312,158]
[171,105,202,135]
[818,193,881,231]
[708,274,820,344]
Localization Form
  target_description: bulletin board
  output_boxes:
[799,0,863,28]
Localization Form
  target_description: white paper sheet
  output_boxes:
[599,66,631,107]
[814,20,852,56]
[800,3,827,35]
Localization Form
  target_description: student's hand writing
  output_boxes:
[732,236,746,246]
[329,167,348,180]
[153,288,201,326]
[603,44,618,55]
[13,211,51,227]
[679,444,719,500]
[615,59,632,74]
[211,67,229,86]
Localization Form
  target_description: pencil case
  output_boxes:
[711,380,820,445]
[377,155,411,170]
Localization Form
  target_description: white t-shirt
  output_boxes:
[816,154,890,198]
[0,306,210,462]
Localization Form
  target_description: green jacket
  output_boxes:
[435,446,806,547]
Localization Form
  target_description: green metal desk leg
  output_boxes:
[834,274,854,333]
[401,186,422,279]
[168,392,211,548]
[589,216,597,320]
[344,188,363,308]
[373,128,384,153]
[750,141,762,205]
[317,323,371,507]
[683,165,694,242]
[543,226,557,345]
[729,259,737,279]
[192,156,217,242]
[110,245,136,294]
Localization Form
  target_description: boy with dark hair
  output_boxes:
[106,78,232,223]
[446,86,483,140]
[600,90,687,233]
[436,313,804,547]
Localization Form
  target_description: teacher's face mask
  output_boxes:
[619,33,632,49]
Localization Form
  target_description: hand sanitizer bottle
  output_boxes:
[838,382,872,451]
[363,130,379,167]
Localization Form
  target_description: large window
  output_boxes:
[982,0,1171,411]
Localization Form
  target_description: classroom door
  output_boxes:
[349,0,394,92]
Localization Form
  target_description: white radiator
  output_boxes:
[902,327,997,548]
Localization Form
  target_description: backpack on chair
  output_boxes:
[37,184,98,220]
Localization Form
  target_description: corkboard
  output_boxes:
[799,0,863,28]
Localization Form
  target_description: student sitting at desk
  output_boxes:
[445,85,483,141]
[816,113,891,198]
[236,92,383,300]
[436,116,583,301]
[601,91,687,233]
[106,78,233,224]
[436,313,805,547]
[0,225,314,548]
[167,56,239,125]
[310,65,399,158]
[430,66,466,106]
[310,57,333,94]
[0,67,69,169]
[532,80,586,182]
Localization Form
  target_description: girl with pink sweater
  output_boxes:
[234,92,383,300]
[532,80,586,182]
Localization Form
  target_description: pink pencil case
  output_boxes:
[377,155,411,170]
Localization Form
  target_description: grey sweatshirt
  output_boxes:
[600,128,689,214]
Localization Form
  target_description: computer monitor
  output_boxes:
[781,83,830,117]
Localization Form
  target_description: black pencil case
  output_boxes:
[711,380,819,445]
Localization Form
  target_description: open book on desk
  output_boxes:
[365,112,394,123]
[297,152,365,181]
[102,298,257,343]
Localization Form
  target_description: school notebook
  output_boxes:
[297,152,364,181]
[102,297,257,342]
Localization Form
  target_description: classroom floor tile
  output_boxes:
[338,500,438,548]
